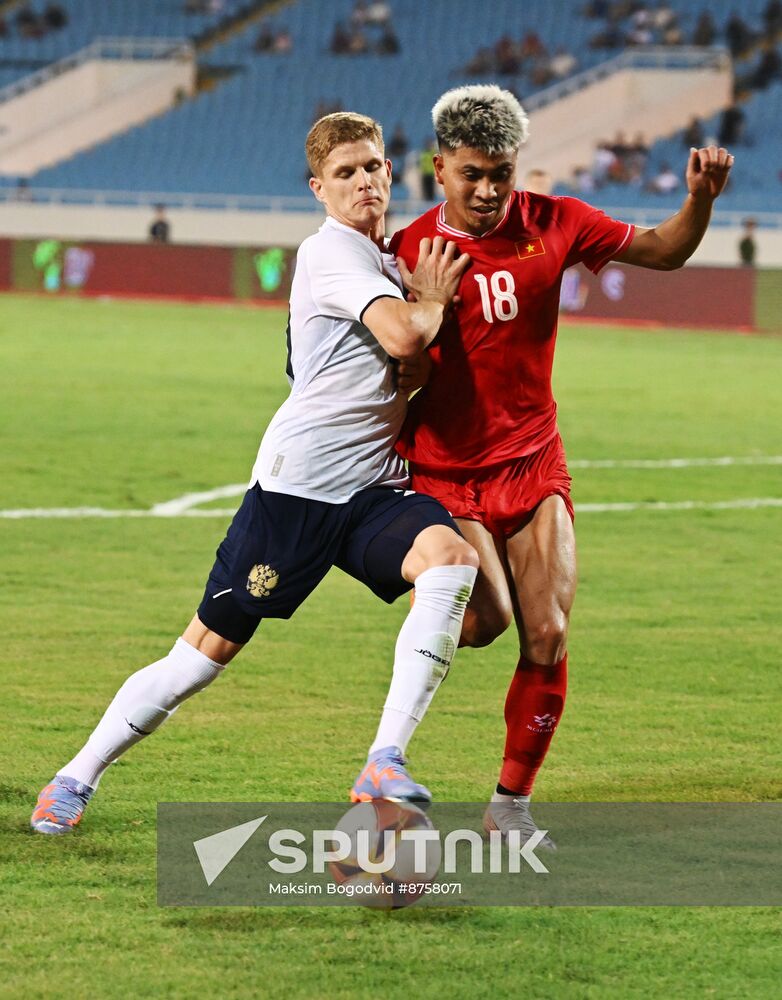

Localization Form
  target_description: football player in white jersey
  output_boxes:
[31,112,479,834]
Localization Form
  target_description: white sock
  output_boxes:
[58,638,225,788]
[370,564,477,755]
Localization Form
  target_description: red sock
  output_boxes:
[498,653,568,796]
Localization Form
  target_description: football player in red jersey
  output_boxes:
[390,85,734,844]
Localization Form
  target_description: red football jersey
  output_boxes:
[390,190,634,470]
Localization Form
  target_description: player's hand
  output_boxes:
[686,146,734,202]
[396,351,432,397]
[397,236,470,307]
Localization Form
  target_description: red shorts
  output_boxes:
[409,433,574,538]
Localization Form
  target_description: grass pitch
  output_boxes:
[1,294,781,998]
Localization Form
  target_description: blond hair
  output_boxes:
[305,112,384,176]
[432,84,529,155]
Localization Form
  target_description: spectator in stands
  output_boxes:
[610,130,630,163]
[583,0,611,17]
[351,0,392,31]
[764,1,782,38]
[463,47,494,75]
[530,61,555,88]
[387,124,409,160]
[520,31,547,61]
[349,27,369,54]
[330,21,351,54]
[331,18,370,55]
[627,16,654,46]
[571,165,596,194]
[646,162,680,194]
[692,10,716,46]
[607,1,636,24]
[683,116,704,149]
[591,130,647,185]
[550,46,577,78]
[365,1,392,26]
[377,23,400,55]
[16,5,44,38]
[650,2,676,31]
[523,168,553,195]
[725,13,754,58]
[718,102,746,145]
[350,0,369,26]
[273,28,292,53]
[253,23,293,54]
[589,22,625,49]
[149,206,171,244]
[14,178,32,202]
[0,17,8,38]
[44,3,67,30]
[738,218,757,266]
[592,141,618,185]
[748,44,782,89]
[254,23,275,53]
[630,4,654,31]
[419,140,437,201]
[627,132,650,180]
[495,35,521,75]
[661,16,684,45]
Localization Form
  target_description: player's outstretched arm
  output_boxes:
[614,146,734,271]
[363,237,469,360]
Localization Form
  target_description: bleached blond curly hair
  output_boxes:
[432,84,529,155]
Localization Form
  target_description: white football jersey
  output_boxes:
[251,216,409,503]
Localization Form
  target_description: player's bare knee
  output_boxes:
[525,615,569,664]
[438,537,480,570]
[405,529,479,579]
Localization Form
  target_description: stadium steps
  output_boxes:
[0,39,196,176]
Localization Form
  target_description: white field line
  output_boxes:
[569,455,782,469]
[3,499,782,519]
[149,483,247,516]
[2,456,780,520]
[577,498,782,513]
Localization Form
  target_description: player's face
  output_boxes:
[435,146,518,236]
[310,139,391,235]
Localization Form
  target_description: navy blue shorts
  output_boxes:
[196,483,458,644]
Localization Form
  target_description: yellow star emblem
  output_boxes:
[514,237,546,260]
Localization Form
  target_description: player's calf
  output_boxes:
[359,562,478,797]
[460,601,513,648]
[30,638,227,834]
